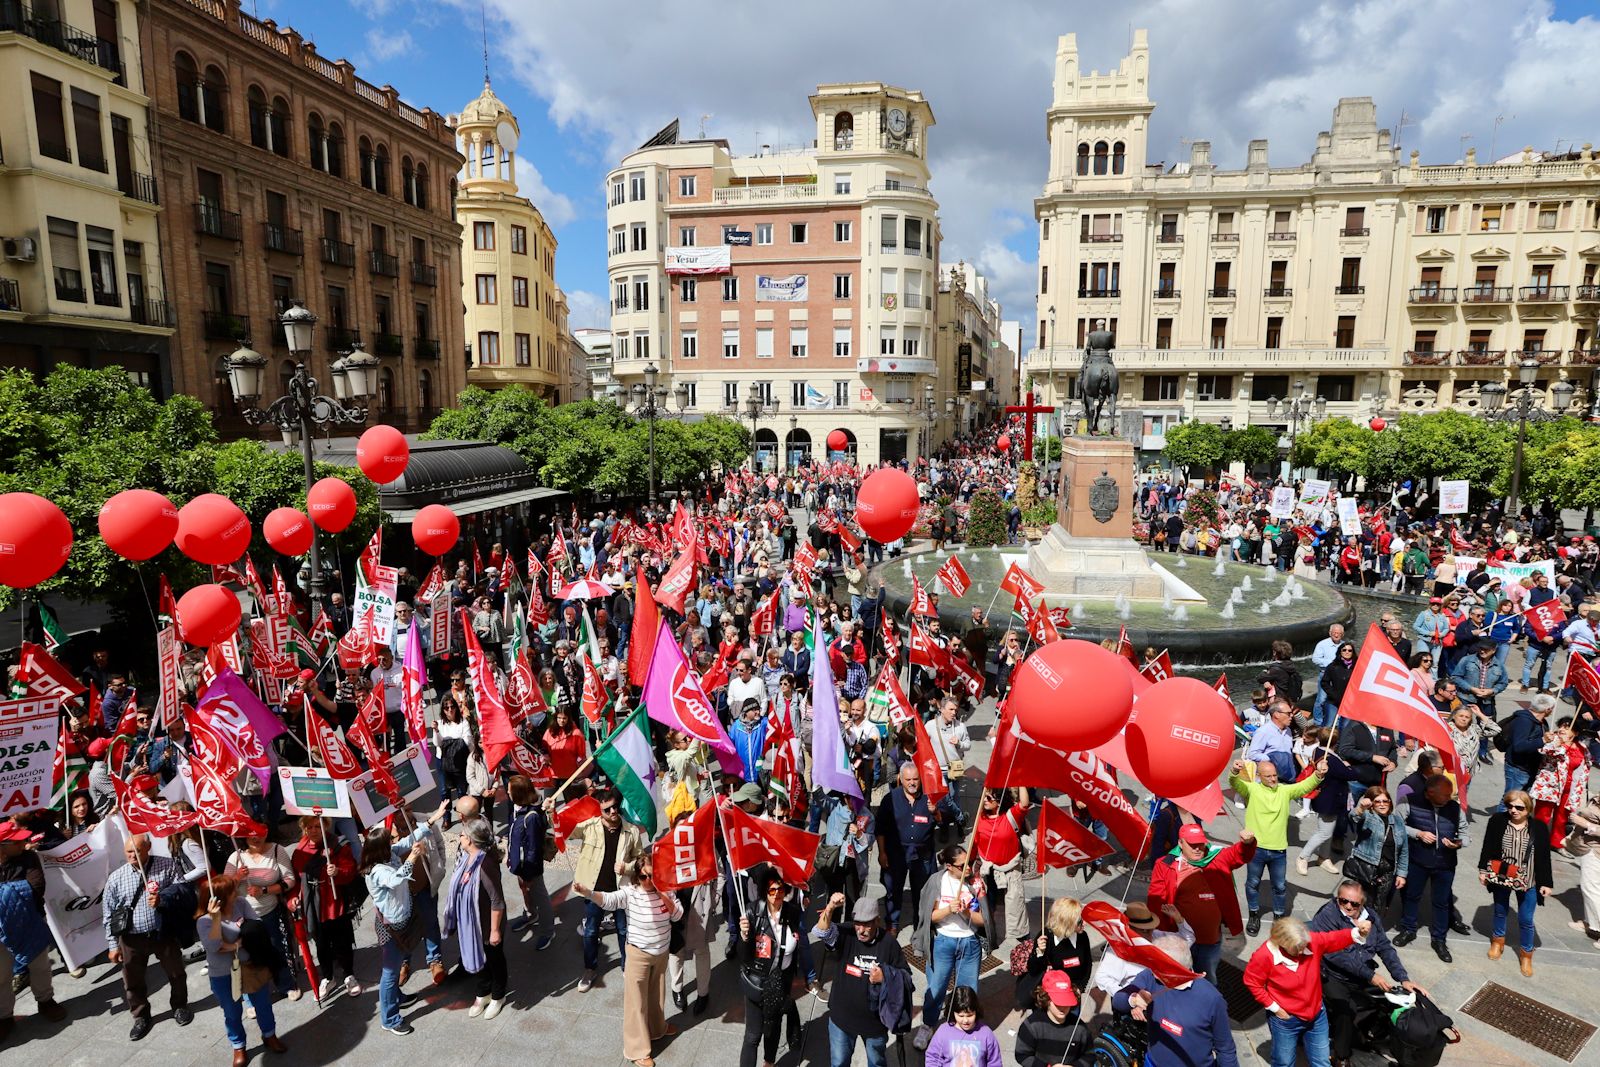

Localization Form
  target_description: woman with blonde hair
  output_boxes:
[1016,896,1090,1011]
[1244,914,1369,1067]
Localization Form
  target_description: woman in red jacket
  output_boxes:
[289,815,362,1000]
[1244,915,1370,1067]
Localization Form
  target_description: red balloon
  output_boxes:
[826,429,849,452]
[264,507,315,556]
[1009,639,1133,751]
[855,468,920,543]
[175,494,251,566]
[413,504,460,556]
[176,583,242,646]
[0,493,72,588]
[357,425,410,484]
[996,434,1012,452]
[98,489,178,561]
[1369,417,1387,432]
[306,477,358,533]
[1125,677,1237,798]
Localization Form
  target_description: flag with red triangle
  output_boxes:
[1139,649,1175,684]
[934,555,971,598]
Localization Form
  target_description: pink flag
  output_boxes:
[195,669,287,791]
[641,623,742,775]
[401,615,428,747]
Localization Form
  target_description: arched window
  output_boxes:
[419,368,433,416]
[1093,141,1108,175]
[479,139,497,179]
[1112,141,1125,175]
[378,366,395,414]
[833,111,854,150]
[175,52,200,123]
[247,86,269,150]
[307,112,326,171]
[374,143,391,195]
[414,162,429,210]
[200,65,227,133]
[325,122,345,178]
[1076,142,1090,175]
[270,95,290,157]
[359,136,374,190]
[402,156,416,206]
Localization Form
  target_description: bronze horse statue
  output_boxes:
[1080,320,1118,435]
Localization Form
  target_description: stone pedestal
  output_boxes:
[1055,435,1135,538]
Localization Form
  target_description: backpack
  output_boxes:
[1390,990,1457,1067]
[1493,724,1512,753]
[507,806,547,881]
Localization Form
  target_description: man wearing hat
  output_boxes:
[1115,932,1239,1067]
[1148,825,1257,983]
[0,820,66,1039]
[812,891,910,1067]
[86,736,117,816]
[1091,902,1184,1011]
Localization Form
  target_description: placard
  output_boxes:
[1438,479,1470,514]
[277,765,352,816]
[430,588,451,659]
[156,625,182,727]
[1268,486,1296,519]
[347,743,434,825]
[354,572,397,648]
[40,815,128,969]
[1297,479,1331,515]
[0,697,60,816]
[1336,496,1362,537]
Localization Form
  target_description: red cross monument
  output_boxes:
[1003,391,1056,459]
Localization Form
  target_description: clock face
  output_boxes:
[887,108,907,137]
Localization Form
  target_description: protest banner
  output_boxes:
[40,815,128,969]
[277,765,353,817]
[348,743,434,825]
[0,697,60,816]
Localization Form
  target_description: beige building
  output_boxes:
[454,82,564,399]
[933,261,1006,435]
[1029,30,1600,456]
[575,326,612,399]
[1,0,174,390]
[604,85,953,467]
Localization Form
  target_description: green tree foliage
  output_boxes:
[0,366,380,614]
[966,489,1008,547]
[1517,422,1600,509]
[1223,425,1279,470]
[1161,421,1226,475]
[1289,418,1375,487]
[1184,487,1225,531]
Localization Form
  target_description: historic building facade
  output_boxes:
[1030,30,1600,454]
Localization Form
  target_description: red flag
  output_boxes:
[1139,650,1175,684]
[1522,600,1568,641]
[872,662,915,726]
[837,525,862,552]
[158,575,179,623]
[241,556,271,610]
[356,683,388,745]
[1339,624,1462,780]
[15,642,86,702]
[1036,798,1115,870]
[909,575,935,617]
[628,570,663,687]
[1082,901,1203,989]
[337,610,376,669]
[655,799,719,890]
[459,608,517,773]
[525,581,550,627]
[211,562,245,586]
[950,652,985,699]
[934,555,971,598]
[504,646,546,728]
[1115,625,1141,668]
[700,652,731,694]
[472,540,485,579]
[553,795,602,851]
[750,590,779,638]
[720,800,821,886]
[547,529,569,568]
[579,654,609,726]
[416,563,446,604]
[305,704,362,779]
[347,712,402,807]
[1025,600,1062,646]
[908,619,938,668]
[1561,651,1600,708]
[1048,607,1074,631]
[309,609,335,655]
[656,548,698,615]
[503,739,555,788]
[1213,673,1242,726]
[881,610,902,663]
[113,773,201,837]
[1000,561,1045,601]
[191,758,265,838]
[908,712,950,804]
[183,704,244,780]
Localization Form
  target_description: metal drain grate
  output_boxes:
[1460,981,1597,1062]
[899,951,1006,978]
[1214,959,1262,1023]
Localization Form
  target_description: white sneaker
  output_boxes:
[483,997,505,1020]
[468,996,488,1018]
[1295,857,1309,876]
[345,975,363,997]
[317,977,333,1002]
[1319,859,1339,874]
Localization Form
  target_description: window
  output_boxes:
[1209,317,1227,349]
[790,381,807,408]
[1467,329,1492,353]
[756,223,774,246]
[403,159,429,208]
[1158,213,1179,240]
[722,276,739,301]
[324,121,345,177]
[791,222,808,244]
[882,377,911,403]
[512,277,529,306]
[722,329,740,359]
[1335,315,1356,347]
[1215,211,1236,235]
[1268,261,1288,292]
[681,330,698,359]
[1076,143,1090,175]
[902,330,920,357]
[833,327,851,357]
[1522,328,1547,353]
[881,214,898,251]
[1154,317,1172,348]
[1530,263,1554,291]
[678,175,697,197]
[723,381,739,406]
[71,89,105,171]
[1143,375,1179,401]
[1320,374,1355,402]
[475,275,497,304]
[905,271,924,310]
[49,219,84,300]
[1426,206,1447,233]
[790,327,808,357]
[514,334,531,366]
[477,331,501,365]
[678,226,696,247]
[1252,375,1289,401]
[680,382,697,408]
[1273,209,1293,234]
[474,221,495,250]
[1343,206,1366,234]
[1112,141,1125,175]
[611,226,626,256]
[880,327,897,355]
[721,225,740,244]
[679,278,697,302]
[904,217,922,254]
[1537,204,1559,229]
[1265,316,1283,349]
[1093,141,1108,175]
[834,273,852,299]
[755,328,774,358]
[628,171,646,201]
[613,277,628,312]
[1154,263,1176,297]
[881,268,898,305]
[1196,374,1232,401]
[81,224,116,306]
[609,177,625,206]
[632,275,649,310]
[834,173,851,195]
[32,74,71,162]
[634,331,650,361]
[1212,261,1231,294]
[834,220,853,242]
[510,225,527,254]
[615,334,629,360]
[1339,257,1362,291]
[1480,204,1502,231]
[1412,330,1437,353]
[630,223,647,252]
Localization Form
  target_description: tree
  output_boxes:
[1387,410,1509,492]
[1223,425,1279,471]
[966,489,1008,547]
[1290,418,1375,488]
[1161,421,1226,476]
[1517,423,1600,509]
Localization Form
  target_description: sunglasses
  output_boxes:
[766,885,784,895]
[599,806,620,815]
[1507,803,1527,811]
[1336,897,1363,909]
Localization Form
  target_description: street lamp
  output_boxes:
[225,300,376,602]
[743,392,779,471]
[628,363,687,509]
[788,414,798,472]
[1265,379,1327,476]
[1480,358,1575,519]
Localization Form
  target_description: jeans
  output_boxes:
[209,975,276,1050]
[580,897,629,971]
[923,932,981,1024]
[827,1020,888,1067]
[1312,686,1333,728]
[1300,816,1338,863]
[1191,939,1222,986]
[1491,885,1538,951]
[1400,865,1456,941]
[1522,644,1556,689]
[1502,765,1533,810]
[1245,847,1288,915]
[881,855,935,929]
[378,938,405,1029]
[1268,1005,1331,1067]
[414,889,443,965]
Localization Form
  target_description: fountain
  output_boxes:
[1176,555,1187,568]
[1213,556,1227,577]
[1218,600,1236,620]
[1229,587,1245,605]
[1257,601,1273,615]
[1170,604,1189,623]
[1273,587,1294,607]
[1161,588,1174,612]
[1114,593,1132,620]
[1240,575,1253,593]
[1290,582,1307,601]
[1262,568,1278,583]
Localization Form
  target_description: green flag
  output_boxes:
[592,704,658,835]
[37,603,67,651]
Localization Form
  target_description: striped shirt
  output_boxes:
[595,885,683,955]
[104,856,184,949]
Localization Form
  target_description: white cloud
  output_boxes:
[563,288,608,331]
[362,28,413,63]
[516,162,577,229]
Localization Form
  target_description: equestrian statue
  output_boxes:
[1080,317,1119,435]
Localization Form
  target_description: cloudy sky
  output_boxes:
[293,0,1600,333]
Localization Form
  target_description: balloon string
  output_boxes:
[1063,818,1154,1049]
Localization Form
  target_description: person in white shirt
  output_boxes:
[370,647,407,749]
[925,696,973,805]
[573,856,683,1067]
[1090,901,1193,1013]
[1310,624,1345,729]
[727,656,767,716]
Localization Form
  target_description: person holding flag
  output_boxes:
[561,785,649,994]
[910,844,993,1050]
[1147,825,1257,984]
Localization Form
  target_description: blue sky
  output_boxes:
[264,0,1600,333]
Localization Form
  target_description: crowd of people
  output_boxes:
[1,425,1597,1067]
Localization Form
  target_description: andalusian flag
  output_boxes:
[593,704,658,835]
[36,603,68,651]
[579,602,603,665]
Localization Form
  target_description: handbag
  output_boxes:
[1008,939,1035,977]
[814,843,842,871]
[107,904,134,939]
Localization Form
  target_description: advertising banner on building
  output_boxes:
[664,246,731,275]
[756,274,808,302]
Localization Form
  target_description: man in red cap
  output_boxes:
[1147,824,1256,984]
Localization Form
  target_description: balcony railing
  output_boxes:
[130,299,174,327]
[1156,232,1182,243]
[1340,227,1370,237]
[262,223,303,255]
[1403,349,1450,366]
[1267,231,1297,241]
[1577,285,1600,302]
[1078,288,1120,298]
[1462,285,1513,303]
[1335,285,1366,295]
[410,262,437,287]
[414,337,440,360]
[0,5,123,77]
[1519,285,1569,301]
[1152,287,1180,299]
[1515,349,1562,366]
[0,278,20,312]
[1083,233,1123,243]
[121,173,158,204]
[1570,348,1600,366]
[1458,348,1507,366]
[202,311,249,341]
[325,326,361,351]
[92,284,120,307]
[369,250,399,277]
[373,332,404,356]
[1211,233,1239,242]
[1263,286,1293,297]
[194,203,241,239]
[1208,287,1236,298]
[321,238,356,267]
[1409,287,1456,303]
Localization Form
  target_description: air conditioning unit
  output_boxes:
[3,237,37,263]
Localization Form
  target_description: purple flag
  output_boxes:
[810,614,863,801]
[196,669,287,791]
[641,625,743,776]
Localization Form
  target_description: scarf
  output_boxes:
[443,849,486,974]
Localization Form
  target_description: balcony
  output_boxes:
[1515,348,1562,366]
[320,238,356,267]
[130,299,174,328]
[1027,344,1389,374]
[373,332,404,357]
[324,326,361,352]
[1403,349,1450,366]
[710,184,819,205]
[262,223,303,255]
[194,203,241,240]
[1156,232,1182,244]
[1577,285,1600,302]
[1334,285,1366,295]
[1409,287,1456,303]
[1458,348,1507,366]
[1570,348,1600,366]
[1267,231,1297,241]
[1207,287,1236,298]
[1083,233,1123,243]
[414,336,440,360]
[369,250,399,278]
[202,311,250,341]
[0,5,122,77]
[1211,233,1239,242]
[410,262,437,287]
[1340,227,1371,237]
[0,278,20,312]
[1263,287,1293,298]
[1519,285,1569,302]
[1152,287,1180,299]
[1461,285,1513,303]
[1078,288,1120,298]
[121,173,158,205]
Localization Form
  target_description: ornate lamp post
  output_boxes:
[628,362,688,508]
[743,392,779,472]
[225,300,377,601]
[1265,379,1327,477]
[1480,358,1574,519]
